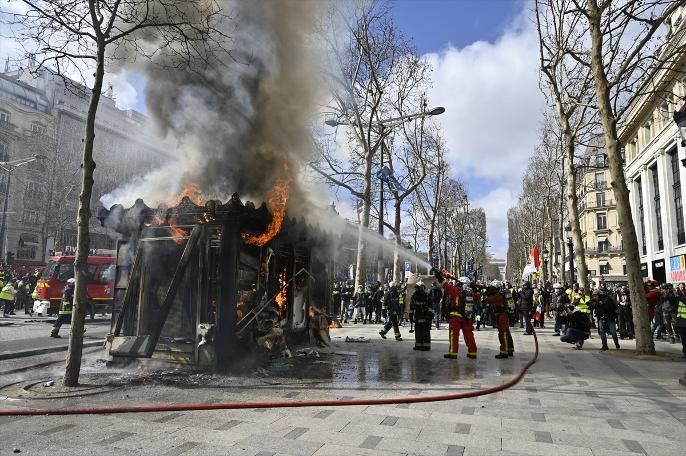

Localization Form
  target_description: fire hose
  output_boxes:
[0,330,538,416]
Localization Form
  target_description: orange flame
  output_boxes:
[172,183,206,207]
[275,269,288,316]
[241,175,291,246]
[329,320,341,329]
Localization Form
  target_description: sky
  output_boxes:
[0,0,543,262]
[391,0,543,260]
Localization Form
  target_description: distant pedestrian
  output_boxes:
[428,281,442,329]
[0,280,17,316]
[379,282,402,341]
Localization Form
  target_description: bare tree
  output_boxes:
[6,0,230,385]
[568,0,683,354]
[535,0,598,291]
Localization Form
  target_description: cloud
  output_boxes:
[424,6,542,259]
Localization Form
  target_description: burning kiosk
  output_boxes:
[99,194,336,368]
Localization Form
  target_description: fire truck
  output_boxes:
[33,252,116,318]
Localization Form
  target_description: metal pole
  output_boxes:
[567,238,575,283]
[0,167,12,261]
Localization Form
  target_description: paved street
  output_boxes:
[0,323,684,456]
[0,314,109,359]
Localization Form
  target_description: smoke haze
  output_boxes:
[101,0,326,220]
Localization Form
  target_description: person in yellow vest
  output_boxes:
[51,278,75,338]
[0,280,16,316]
[675,295,686,358]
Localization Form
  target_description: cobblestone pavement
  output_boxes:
[0,322,684,456]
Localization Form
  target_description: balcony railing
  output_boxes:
[586,246,624,255]
[579,199,617,210]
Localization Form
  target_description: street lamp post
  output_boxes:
[565,223,575,284]
[0,155,48,262]
[542,248,549,283]
[326,106,446,282]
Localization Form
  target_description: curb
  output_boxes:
[0,340,104,360]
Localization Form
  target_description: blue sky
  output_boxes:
[389,0,540,260]
[392,0,525,53]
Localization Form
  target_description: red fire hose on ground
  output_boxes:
[0,330,539,416]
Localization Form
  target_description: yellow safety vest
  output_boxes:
[0,285,14,301]
[677,300,686,319]
[576,295,591,313]
[505,288,516,310]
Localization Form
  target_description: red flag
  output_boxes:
[530,244,541,269]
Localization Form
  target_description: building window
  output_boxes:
[0,109,9,124]
[0,142,7,162]
[594,154,607,167]
[594,172,606,189]
[16,245,36,259]
[600,264,610,275]
[588,270,596,277]
[638,178,647,255]
[623,264,627,275]
[30,122,44,135]
[651,165,664,250]
[24,181,43,202]
[669,150,685,245]
[598,239,609,252]
[22,209,40,225]
[596,212,608,230]
[596,192,605,207]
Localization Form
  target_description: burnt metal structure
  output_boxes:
[99,194,336,368]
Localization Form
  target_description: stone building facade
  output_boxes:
[0,65,173,264]
[620,5,686,285]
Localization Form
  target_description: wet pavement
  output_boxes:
[0,322,684,455]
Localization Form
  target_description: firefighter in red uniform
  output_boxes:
[483,285,513,358]
[432,268,477,359]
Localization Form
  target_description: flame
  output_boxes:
[275,269,288,316]
[329,320,341,329]
[172,183,206,206]
[241,174,291,246]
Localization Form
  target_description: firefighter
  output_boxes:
[51,278,75,338]
[410,281,432,351]
[483,285,513,358]
[504,282,518,327]
[432,268,477,359]
[379,282,402,341]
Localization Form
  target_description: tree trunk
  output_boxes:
[392,198,402,283]
[62,45,105,387]
[558,101,589,291]
[559,168,566,282]
[586,0,654,354]
[354,151,374,290]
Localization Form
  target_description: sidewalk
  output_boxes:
[0,314,109,359]
[0,322,684,456]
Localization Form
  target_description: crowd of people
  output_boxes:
[0,266,41,317]
[330,272,686,359]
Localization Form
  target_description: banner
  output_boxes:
[670,255,686,282]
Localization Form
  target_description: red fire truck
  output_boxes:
[33,254,116,318]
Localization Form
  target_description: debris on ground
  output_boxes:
[296,348,320,358]
[345,336,370,343]
[331,351,358,356]
[43,380,55,387]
